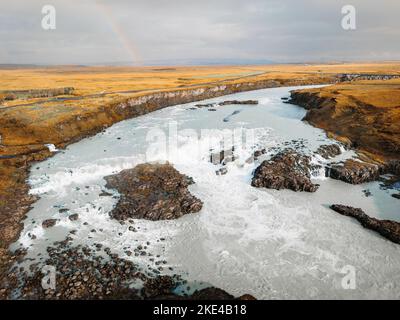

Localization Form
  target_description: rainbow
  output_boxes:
[95,0,142,65]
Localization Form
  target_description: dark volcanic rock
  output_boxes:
[223,110,242,122]
[195,103,215,108]
[216,167,228,176]
[326,159,385,184]
[68,214,79,221]
[99,191,113,197]
[392,193,400,200]
[105,163,203,221]
[251,149,319,192]
[149,287,255,300]
[15,245,142,299]
[218,100,258,106]
[315,144,342,159]
[190,290,256,300]
[7,241,253,300]
[190,287,235,300]
[142,275,176,298]
[42,219,57,228]
[387,160,400,176]
[330,204,400,244]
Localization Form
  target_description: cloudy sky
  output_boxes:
[0,0,399,65]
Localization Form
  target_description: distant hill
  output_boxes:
[90,58,276,66]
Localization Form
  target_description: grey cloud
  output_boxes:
[0,0,399,64]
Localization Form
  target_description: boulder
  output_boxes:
[190,287,234,300]
[251,149,319,192]
[326,159,385,184]
[391,193,400,200]
[315,144,342,159]
[68,214,79,221]
[42,219,58,228]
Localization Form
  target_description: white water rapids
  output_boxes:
[11,86,400,299]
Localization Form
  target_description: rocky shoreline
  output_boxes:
[285,85,400,247]
[330,205,400,244]
[2,240,254,300]
[287,84,400,186]
[0,162,256,300]
[288,86,400,159]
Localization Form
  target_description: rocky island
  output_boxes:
[104,163,203,221]
[251,149,319,192]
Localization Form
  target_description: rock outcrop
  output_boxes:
[194,103,215,108]
[330,204,400,244]
[218,100,258,106]
[315,144,342,159]
[193,100,258,111]
[337,73,400,82]
[251,149,319,192]
[42,219,58,228]
[6,242,253,300]
[387,160,400,176]
[68,214,79,221]
[288,85,400,159]
[105,163,203,221]
[326,159,385,184]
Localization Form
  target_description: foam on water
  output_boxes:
[29,156,145,195]
[12,86,400,299]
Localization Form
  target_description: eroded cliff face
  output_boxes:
[288,88,400,160]
[3,78,328,149]
[109,80,280,120]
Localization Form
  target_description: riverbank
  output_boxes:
[288,79,400,161]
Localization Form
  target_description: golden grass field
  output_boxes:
[1,62,400,96]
